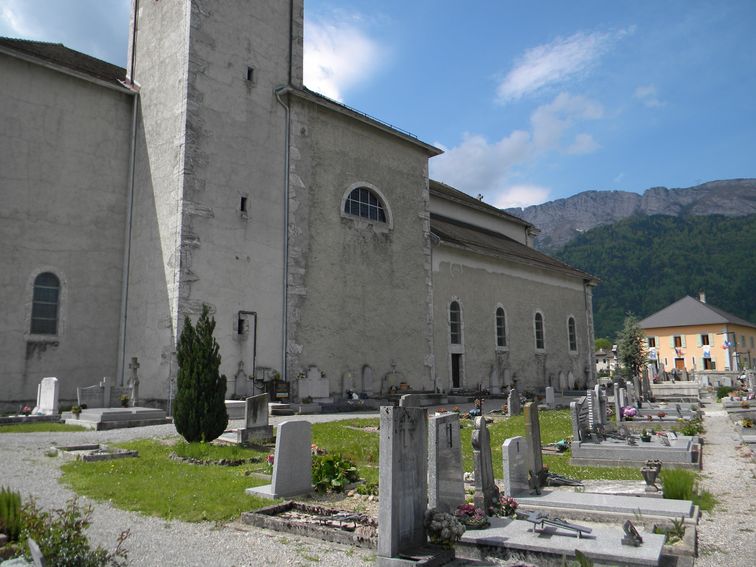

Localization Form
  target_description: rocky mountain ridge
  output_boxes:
[505,178,756,252]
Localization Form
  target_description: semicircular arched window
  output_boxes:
[344,187,387,223]
[31,272,60,335]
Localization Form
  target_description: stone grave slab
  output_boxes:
[571,434,701,469]
[62,407,169,430]
[247,420,312,499]
[458,516,665,567]
[427,412,464,513]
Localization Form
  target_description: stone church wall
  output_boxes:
[286,99,434,397]
[432,247,593,394]
[0,53,132,405]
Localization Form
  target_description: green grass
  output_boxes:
[312,419,380,484]
[660,467,717,511]
[60,440,274,522]
[0,423,87,433]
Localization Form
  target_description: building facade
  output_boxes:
[0,0,597,409]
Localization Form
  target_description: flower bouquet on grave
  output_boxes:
[491,494,518,517]
[454,503,490,529]
[265,453,274,473]
[424,508,465,548]
[119,394,130,408]
[21,405,32,417]
[622,406,637,419]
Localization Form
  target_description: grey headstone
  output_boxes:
[524,402,546,493]
[508,388,521,416]
[642,372,652,402]
[101,376,113,407]
[472,416,497,513]
[34,377,59,416]
[570,400,582,443]
[613,382,622,424]
[246,420,312,499]
[502,436,529,496]
[544,386,555,408]
[428,413,464,513]
[377,406,428,561]
[245,394,269,429]
[128,357,140,406]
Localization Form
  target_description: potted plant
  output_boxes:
[657,411,667,420]
[640,429,651,442]
[424,509,465,548]
[71,405,81,418]
[119,394,130,408]
[454,503,489,529]
[742,418,753,428]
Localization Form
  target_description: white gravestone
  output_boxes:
[34,377,59,415]
[246,420,312,499]
[299,366,329,400]
[545,386,555,408]
[428,412,464,513]
[502,436,530,496]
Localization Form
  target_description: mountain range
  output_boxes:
[506,178,756,253]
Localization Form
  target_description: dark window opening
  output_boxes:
[246,67,255,82]
[496,307,506,348]
[648,337,656,348]
[701,334,709,346]
[535,312,545,350]
[344,187,387,223]
[31,272,60,335]
[240,196,248,213]
[674,336,682,348]
[568,317,577,351]
[450,301,461,345]
[451,353,462,389]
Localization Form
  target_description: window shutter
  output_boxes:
[655,336,660,348]
[699,358,704,369]
[696,335,702,347]
[681,336,687,348]
[669,336,675,348]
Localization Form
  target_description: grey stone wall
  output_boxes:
[0,52,132,403]
[432,247,593,393]
[287,98,434,396]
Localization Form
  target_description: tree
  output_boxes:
[595,337,612,351]
[616,314,647,396]
[174,305,228,442]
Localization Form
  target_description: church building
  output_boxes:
[0,0,597,409]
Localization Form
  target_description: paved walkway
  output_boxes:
[694,402,756,567]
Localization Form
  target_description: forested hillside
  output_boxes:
[555,214,756,341]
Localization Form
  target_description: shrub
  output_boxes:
[312,454,359,493]
[716,385,734,401]
[355,482,379,496]
[174,305,228,443]
[678,418,704,436]
[661,469,696,500]
[0,486,22,542]
[21,498,128,567]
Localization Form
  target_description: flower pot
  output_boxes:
[641,436,651,442]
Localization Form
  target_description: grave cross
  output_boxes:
[399,414,413,449]
[128,356,140,406]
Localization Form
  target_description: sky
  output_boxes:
[1,0,755,210]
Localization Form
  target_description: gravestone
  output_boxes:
[642,372,652,402]
[128,357,140,406]
[377,406,432,565]
[594,385,608,425]
[613,383,622,424]
[508,388,521,416]
[428,412,464,513]
[33,377,59,415]
[472,416,498,513]
[236,394,273,443]
[544,386,555,409]
[299,366,330,401]
[246,420,312,499]
[626,383,637,407]
[524,402,547,494]
[502,436,529,496]
[586,389,597,430]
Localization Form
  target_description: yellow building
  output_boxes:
[639,295,756,373]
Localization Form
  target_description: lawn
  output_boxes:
[60,409,642,523]
[0,423,87,433]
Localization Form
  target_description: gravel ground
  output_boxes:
[2,404,753,566]
[694,400,756,567]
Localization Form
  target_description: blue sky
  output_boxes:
[2,0,754,209]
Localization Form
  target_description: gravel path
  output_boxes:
[694,402,756,567]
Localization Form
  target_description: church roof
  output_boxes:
[0,37,128,90]
[430,214,596,283]
[639,295,756,329]
[429,180,535,229]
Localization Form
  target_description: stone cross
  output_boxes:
[472,416,498,513]
[428,412,464,513]
[377,406,428,562]
[524,402,547,494]
[502,436,529,496]
[129,357,140,406]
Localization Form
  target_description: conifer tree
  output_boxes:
[174,305,228,442]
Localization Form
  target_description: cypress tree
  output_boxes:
[174,305,228,442]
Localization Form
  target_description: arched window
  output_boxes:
[31,272,60,335]
[567,316,577,352]
[534,312,545,350]
[495,307,507,348]
[450,301,461,344]
[344,187,386,222]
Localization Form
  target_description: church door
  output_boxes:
[451,354,462,389]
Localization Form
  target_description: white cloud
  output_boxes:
[303,17,384,101]
[0,1,40,37]
[497,28,633,103]
[634,84,664,108]
[493,184,552,209]
[430,92,603,202]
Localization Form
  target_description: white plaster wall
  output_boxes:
[0,53,132,404]
[432,245,594,393]
[287,99,434,396]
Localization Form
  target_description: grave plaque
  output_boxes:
[246,420,312,499]
[428,413,464,513]
[472,416,498,513]
[502,436,529,496]
[378,406,428,561]
[34,377,59,416]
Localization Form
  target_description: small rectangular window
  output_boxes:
[240,196,248,213]
[246,67,255,82]
[648,337,656,348]
[700,334,709,346]
[673,336,682,348]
